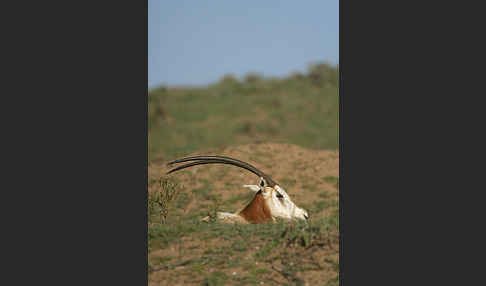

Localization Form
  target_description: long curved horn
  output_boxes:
[166,155,278,187]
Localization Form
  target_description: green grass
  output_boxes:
[323,176,339,190]
[312,200,339,213]
[148,63,338,162]
[148,182,340,283]
[322,176,338,184]
[203,271,229,286]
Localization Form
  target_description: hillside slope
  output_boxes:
[148,143,339,286]
[148,63,339,162]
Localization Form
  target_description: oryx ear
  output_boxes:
[243,185,260,192]
[259,177,266,187]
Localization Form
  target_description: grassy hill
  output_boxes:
[148,63,339,285]
[148,63,339,162]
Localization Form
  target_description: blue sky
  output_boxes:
[148,1,338,88]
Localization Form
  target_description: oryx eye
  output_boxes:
[276,192,284,199]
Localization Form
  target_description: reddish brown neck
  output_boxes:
[238,191,273,224]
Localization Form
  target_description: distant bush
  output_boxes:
[154,85,168,93]
[289,71,305,81]
[244,72,263,84]
[148,93,166,130]
[219,74,239,86]
[307,62,339,87]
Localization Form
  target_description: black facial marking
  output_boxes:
[260,179,265,187]
[276,192,284,199]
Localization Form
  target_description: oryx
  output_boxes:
[167,155,309,224]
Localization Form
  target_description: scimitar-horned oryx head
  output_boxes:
[167,155,309,224]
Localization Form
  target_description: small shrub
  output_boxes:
[148,177,180,223]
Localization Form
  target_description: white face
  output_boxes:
[257,179,309,221]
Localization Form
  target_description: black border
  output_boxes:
[7,0,465,284]
[339,0,343,280]
[4,1,149,284]
[337,0,463,283]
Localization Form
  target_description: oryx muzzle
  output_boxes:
[167,155,309,224]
